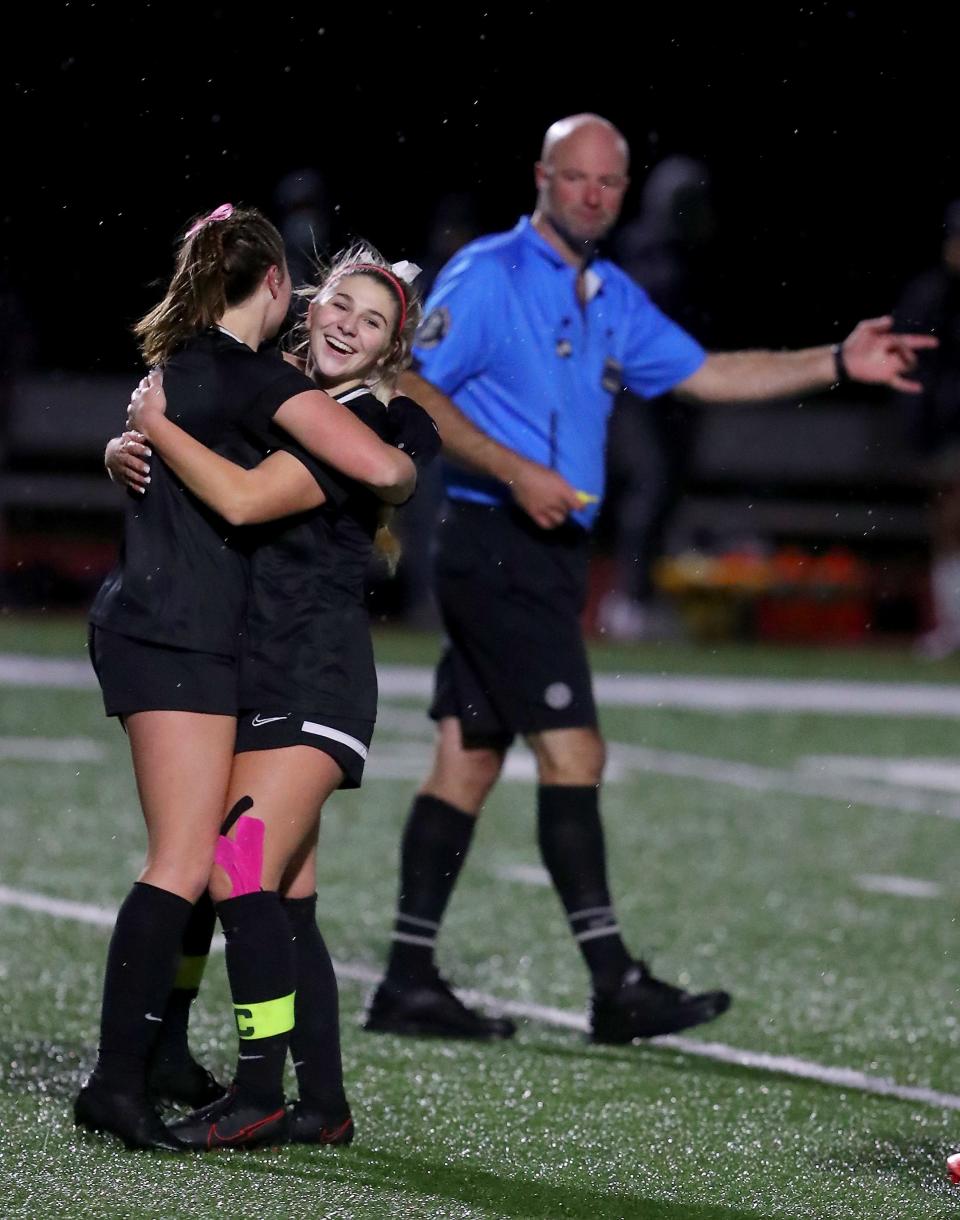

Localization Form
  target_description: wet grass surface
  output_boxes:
[4,620,960,1216]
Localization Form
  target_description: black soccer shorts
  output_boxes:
[88,625,239,718]
[428,502,598,747]
[234,709,374,789]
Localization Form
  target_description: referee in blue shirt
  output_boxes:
[365,113,937,1043]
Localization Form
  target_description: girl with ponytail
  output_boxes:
[77,209,418,1153]
[99,237,439,1150]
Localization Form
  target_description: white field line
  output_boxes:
[801,755,960,794]
[0,885,225,949]
[11,652,960,718]
[6,724,958,824]
[368,737,960,822]
[855,874,943,899]
[493,864,552,887]
[496,863,947,902]
[0,884,118,927]
[0,737,104,762]
[375,664,960,718]
[3,881,960,1113]
[0,655,95,688]
[606,742,960,821]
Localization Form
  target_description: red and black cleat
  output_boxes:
[288,1101,355,1146]
[170,1086,288,1151]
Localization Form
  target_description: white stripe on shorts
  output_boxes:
[301,720,369,760]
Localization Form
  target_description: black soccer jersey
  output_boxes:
[240,389,438,719]
[89,329,337,657]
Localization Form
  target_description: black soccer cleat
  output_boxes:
[170,1086,288,1151]
[147,1051,228,1110]
[288,1101,355,1146]
[73,1074,186,1152]
[363,970,517,1040]
[590,961,732,1043]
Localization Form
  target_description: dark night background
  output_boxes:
[3,3,957,374]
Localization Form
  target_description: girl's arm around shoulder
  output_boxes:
[273,388,416,505]
[127,370,326,524]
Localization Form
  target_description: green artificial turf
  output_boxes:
[4,619,960,1216]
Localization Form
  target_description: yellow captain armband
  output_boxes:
[576,490,599,505]
[233,992,296,1040]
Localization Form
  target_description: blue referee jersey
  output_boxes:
[412,216,706,528]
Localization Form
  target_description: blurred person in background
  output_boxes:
[598,154,718,640]
[274,168,330,291]
[893,199,960,659]
[392,194,482,627]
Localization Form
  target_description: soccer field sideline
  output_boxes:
[4,877,960,1116]
[10,651,960,716]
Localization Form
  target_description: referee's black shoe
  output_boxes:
[590,961,731,1043]
[364,969,516,1040]
[147,1050,227,1110]
[73,1074,186,1152]
[170,1086,288,1151]
[288,1101,355,1146]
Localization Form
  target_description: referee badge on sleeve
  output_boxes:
[416,306,451,349]
[601,357,624,394]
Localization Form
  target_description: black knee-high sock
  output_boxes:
[384,794,477,984]
[217,891,295,1109]
[95,881,194,1092]
[282,895,348,1117]
[153,890,216,1064]
[537,785,632,990]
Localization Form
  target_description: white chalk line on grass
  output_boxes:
[368,737,960,823]
[855,875,943,899]
[0,885,225,949]
[12,652,960,718]
[3,882,960,1114]
[0,655,95,688]
[0,737,104,763]
[0,884,118,928]
[376,665,960,718]
[7,723,960,825]
[495,862,947,905]
[606,741,960,822]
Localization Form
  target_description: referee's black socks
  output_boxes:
[282,895,348,1118]
[385,794,477,984]
[95,881,193,1092]
[537,785,632,990]
[217,891,295,1109]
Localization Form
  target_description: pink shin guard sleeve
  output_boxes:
[214,815,265,897]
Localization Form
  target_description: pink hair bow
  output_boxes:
[185,202,235,240]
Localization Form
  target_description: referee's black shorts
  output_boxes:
[429,501,597,747]
[88,625,238,718]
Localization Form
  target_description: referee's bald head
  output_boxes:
[533,114,631,255]
[540,114,629,169]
